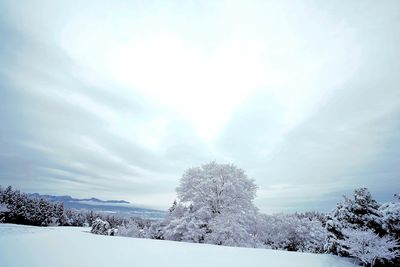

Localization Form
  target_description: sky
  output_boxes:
[1,0,399,213]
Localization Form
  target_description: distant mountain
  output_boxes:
[29,193,130,204]
[28,193,166,220]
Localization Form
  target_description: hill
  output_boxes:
[0,224,353,267]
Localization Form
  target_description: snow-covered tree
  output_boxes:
[145,220,166,240]
[64,209,87,226]
[379,193,400,240]
[91,218,111,235]
[163,162,258,246]
[117,220,143,238]
[53,202,66,226]
[342,228,399,266]
[177,162,258,216]
[325,188,383,255]
[296,218,327,253]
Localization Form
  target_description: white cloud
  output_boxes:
[1,0,399,212]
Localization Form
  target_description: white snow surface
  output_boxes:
[0,224,353,267]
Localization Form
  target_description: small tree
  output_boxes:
[342,228,399,266]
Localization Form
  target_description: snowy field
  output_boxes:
[0,224,352,267]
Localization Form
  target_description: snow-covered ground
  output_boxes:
[0,224,353,267]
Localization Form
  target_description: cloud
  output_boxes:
[0,0,399,212]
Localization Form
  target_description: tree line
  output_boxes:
[0,185,135,228]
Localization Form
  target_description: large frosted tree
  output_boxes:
[164,162,258,246]
[177,161,258,216]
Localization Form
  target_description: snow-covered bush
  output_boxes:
[342,228,399,266]
[91,218,111,235]
[144,220,166,240]
[117,220,143,238]
[262,214,326,253]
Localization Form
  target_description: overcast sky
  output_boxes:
[1,0,399,213]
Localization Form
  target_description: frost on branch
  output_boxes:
[261,213,326,253]
[342,228,399,266]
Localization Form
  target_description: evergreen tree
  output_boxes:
[325,188,383,255]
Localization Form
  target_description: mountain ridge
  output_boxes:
[28,193,166,220]
[28,193,130,204]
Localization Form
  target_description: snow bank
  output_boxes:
[0,224,352,267]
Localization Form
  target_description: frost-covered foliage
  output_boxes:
[204,212,257,247]
[160,162,328,252]
[144,220,166,240]
[379,194,400,240]
[0,185,67,226]
[163,162,258,247]
[261,214,327,253]
[109,217,155,239]
[325,188,383,255]
[4,176,400,265]
[342,228,399,266]
[91,218,111,235]
[0,203,9,223]
[176,162,258,216]
[0,203,9,213]
[0,185,126,228]
[160,163,329,251]
[117,220,144,238]
[163,208,208,243]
